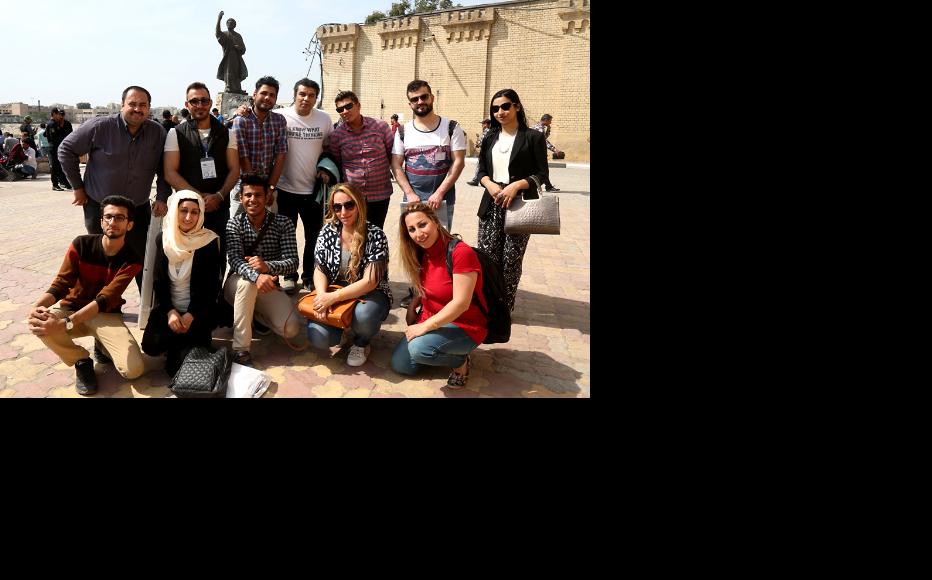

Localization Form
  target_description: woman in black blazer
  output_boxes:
[475,88,550,311]
[142,191,223,376]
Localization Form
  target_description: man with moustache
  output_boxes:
[230,76,288,216]
[59,85,171,293]
[27,196,147,395]
[45,107,73,191]
[275,78,333,293]
[164,81,240,257]
[327,90,395,229]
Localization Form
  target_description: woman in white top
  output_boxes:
[142,191,223,376]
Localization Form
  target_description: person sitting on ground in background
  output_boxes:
[391,202,487,389]
[9,132,37,179]
[142,191,223,376]
[306,183,392,367]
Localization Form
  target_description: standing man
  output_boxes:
[391,79,466,232]
[390,113,401,137]
[35,123,50,159]
[163,81,239,257]
[231,76,288,216]
[45,107,73,191]
[530,114,562,192]
[59,85,171,291]
[160,110,177,132]
[212,108,225,124]
[328,90,395,229]
[276,78,333,293]
[223,174,302,367]
[466,118,491,186]
[27,195,147,395]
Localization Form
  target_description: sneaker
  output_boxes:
[253,319,272,335]
[74,358,98,396]
[399,288,414,308]
[94,339,112,365]
[52,186,64,191]
[446,355,470,389]
[545,185,561,192]
[346,344,370,367]
[466,179,479,186]
[233,350,253,366]
[280,277,297,295]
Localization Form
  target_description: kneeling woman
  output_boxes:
[142,191,223,375]
[391,202,487,388]
[306,183,392,367]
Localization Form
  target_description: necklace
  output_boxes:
[497,132,516,154]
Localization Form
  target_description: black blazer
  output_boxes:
[475,126,549,219]
[151,232,224,326]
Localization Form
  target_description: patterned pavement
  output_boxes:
[0,160,589,398]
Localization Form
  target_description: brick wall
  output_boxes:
[319,0,590,162]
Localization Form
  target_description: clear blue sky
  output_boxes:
[5,0,490,108]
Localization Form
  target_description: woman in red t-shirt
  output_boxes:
[391,202,488,388]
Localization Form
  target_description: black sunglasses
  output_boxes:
[335,102,355,113]
[332,200,357,212]
[491,102,515,114]
[408,94,431,104]
[187,98,211,107]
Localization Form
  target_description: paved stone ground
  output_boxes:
[0,160,589,398]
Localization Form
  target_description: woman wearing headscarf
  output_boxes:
[142,190,223,375]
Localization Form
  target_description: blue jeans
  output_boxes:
[391,323,478,375]
[306,290,390,349]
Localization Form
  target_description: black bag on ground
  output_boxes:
[446,238,511,344]
[169,346,232,398]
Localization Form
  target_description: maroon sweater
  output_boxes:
[47,235,142,313]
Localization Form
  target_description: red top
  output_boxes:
[418,238,488,345]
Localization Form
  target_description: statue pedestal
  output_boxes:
[216,91,250,119]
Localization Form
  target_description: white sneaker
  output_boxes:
[346,344,370,367]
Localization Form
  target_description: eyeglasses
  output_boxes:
[408,94,431,104]
[102,214,128,224]
[490,102,514,114]
[332,200,357,213]
[187,98,211,107]
[335,102,355,113]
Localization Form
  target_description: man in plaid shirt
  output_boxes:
[223,174,302,366]
[231,76,289,215]
[327,90,396,229]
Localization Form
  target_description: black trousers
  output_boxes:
[50,146,71,188]
[277,189,323,285]
[365,198,390,231]
[84,197,151,291]
[142,307,216,376]
[203,204,230,262]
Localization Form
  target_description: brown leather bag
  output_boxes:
[297,284,364,329]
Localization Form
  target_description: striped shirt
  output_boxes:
[327,116,395,202]
[233,109,288,176]
[48,235,142,313]
[226,210,298,283]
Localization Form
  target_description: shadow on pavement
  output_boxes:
[512,290,589,335]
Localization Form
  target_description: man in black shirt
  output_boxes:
[160,110,177,132]
[45,107,73,191]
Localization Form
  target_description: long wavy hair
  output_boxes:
[324,182,368,283]
[398,202,453,298]
[488,88,529,131]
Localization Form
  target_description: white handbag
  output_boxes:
[503,175,561,235]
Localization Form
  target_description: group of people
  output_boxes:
[26,77,552,396]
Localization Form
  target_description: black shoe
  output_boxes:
[545,185,561,192]
[94,339,112,364]
[52,185,64,191]
[466,180,479,186]
[253,320,272,335]
[233,350,253,367]
[75,358,98,396]
[399,288,414,308]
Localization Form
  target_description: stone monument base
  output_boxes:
[216,91,250,119]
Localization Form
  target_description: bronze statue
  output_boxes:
[216,11,248,94]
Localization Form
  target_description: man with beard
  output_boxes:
[391,79,466,307]
[27,196,147,395]
[164,81,239,256]
[45,108,73,191]
[230,76,288,216]
[58,85,171,293]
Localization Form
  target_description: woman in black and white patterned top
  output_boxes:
[308,183,392,367]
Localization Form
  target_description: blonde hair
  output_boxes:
[398,202,453,298]
[324,183,367,283]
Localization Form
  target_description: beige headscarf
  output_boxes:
[162,191,219,269]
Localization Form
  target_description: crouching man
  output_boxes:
[224,173,303,366]
[28,195,146,395]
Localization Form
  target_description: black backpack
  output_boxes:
[446,238,511,344]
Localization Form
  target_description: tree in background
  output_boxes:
[76,102,91,109]
[366,0,458,24]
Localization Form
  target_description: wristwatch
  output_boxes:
[64,316,74,331]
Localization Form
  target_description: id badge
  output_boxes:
[435,151,446,161]
[200,157,217,179]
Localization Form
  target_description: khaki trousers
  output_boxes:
[224,273,302,351]
[40,305,145,379]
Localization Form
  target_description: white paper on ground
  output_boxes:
[225,362,272,398]
[138,213,163,329]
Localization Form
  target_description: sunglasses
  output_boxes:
[187,98,211,107]
[332,200,357,212]
[335,102,355,113]
[491,102,515,114]
[408,94,431,104]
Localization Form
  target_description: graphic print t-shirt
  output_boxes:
[392,116,466,204]
[276,107,334,194]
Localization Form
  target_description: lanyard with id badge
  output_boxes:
[199,136,217,180]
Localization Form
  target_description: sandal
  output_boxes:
[447,355,470,389]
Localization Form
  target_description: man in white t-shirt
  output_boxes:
[391,79,466,232]
[276,78,334,293]
[163,81,240,256]
[11,132,38,179]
